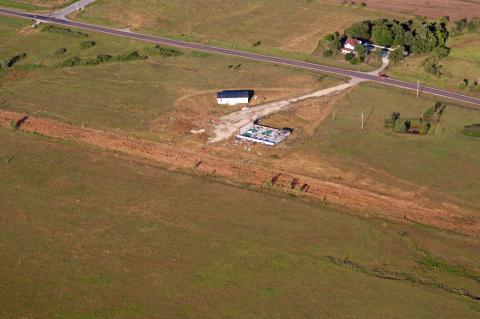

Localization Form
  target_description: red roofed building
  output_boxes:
[341,38,363,54]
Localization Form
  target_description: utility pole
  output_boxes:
[417,80,420,99]
[361,112,364,130]
[332,110,335,122]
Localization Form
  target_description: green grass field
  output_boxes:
[72,0,393,58]
[1,127,479,318]
[387,32,480,97]
[0,0,74,10]
[0,16,341,138]
[295,83,480,208]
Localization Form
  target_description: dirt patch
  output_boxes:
[357,0,480,20]
[209,81,356,144]
[1,109,478,235]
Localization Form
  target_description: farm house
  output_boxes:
[216,90,251,105]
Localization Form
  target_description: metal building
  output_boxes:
[216,90,251,105]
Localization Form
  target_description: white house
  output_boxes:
[216,90,250,105]
[341,38,363,54]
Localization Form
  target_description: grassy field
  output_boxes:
[1,126,480,318]
[72,0,393,57]
[0,15,341,138]
[0,0,74,10]
[387,32,480,97]
[291,83,480,207]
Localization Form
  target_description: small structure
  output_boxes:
[341,38,362,54]
[237,123,292,146]
[216,90,251,105]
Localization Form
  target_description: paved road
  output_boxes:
[50,0,97,20]
[1,6,480,106]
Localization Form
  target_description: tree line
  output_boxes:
[321,17,479,74]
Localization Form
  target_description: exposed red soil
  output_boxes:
[356,0,480,20]
[1,110,478,235]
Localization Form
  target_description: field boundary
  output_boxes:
[1,110,478,235]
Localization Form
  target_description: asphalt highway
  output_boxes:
[1,7,480,106]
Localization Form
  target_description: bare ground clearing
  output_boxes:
[1,110,478,235]
[209,79,361,143]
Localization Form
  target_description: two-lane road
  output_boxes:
[1,7,480,106]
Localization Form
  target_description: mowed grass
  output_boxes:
[298,83,480,207]
[0,16,340,135]
[73,0,393,57]
[0,0,73,10]
[1,127,479,318]
[387,32,480,96]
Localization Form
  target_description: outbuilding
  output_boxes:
[216,90,251,105]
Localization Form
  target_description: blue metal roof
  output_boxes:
[217,90,250,99]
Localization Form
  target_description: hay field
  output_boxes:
[1,127,479,318]
[72,0,392,56]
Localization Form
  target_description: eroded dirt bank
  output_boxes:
[1,110,478,235]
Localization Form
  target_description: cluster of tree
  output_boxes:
[322,18,451,68]
[450,18,480,36]
[384,102,446,135]
[80,41,96,49]
[144,45,184,57]
[58,51,147,67]
[42,25,89,38]
[458,79,480,93]
[345,18,449,55]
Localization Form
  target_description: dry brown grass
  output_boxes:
[358,0,480,19]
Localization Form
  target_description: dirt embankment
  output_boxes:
[1,110,479,235]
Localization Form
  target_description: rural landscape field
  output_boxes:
[1,0,479,318]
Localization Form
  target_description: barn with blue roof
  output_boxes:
[216,90,252,105]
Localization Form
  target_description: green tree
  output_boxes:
[392,23,405,46]
[346,22,371,40]
[422,55,445,77]
[389,48,405,64]
[411,27,437,54]
[372,25,394,46]
[354,44,367,61]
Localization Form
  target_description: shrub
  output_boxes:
[189,51,209,57]
[389,48,405,64]
[80,40,96,49]
[59,56,82,67]
[469,82,478,92]
[82,54,112,66]
[0,53,27,69]
[419,122,432,135]
[432,46,450,58]
[462,124,480,137]
[144,45,183,57]
[58,51,146,68]
[42,25,88,38]
[354,44,367,61]
[113,51,147,62]
[54,48,67,55]
[323,49,333,57]
[422,55,445,77]
[253,41,261,47]
[458,79,468,90]
[344,52,355,62]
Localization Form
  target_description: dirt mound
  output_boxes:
[1,110,478,235]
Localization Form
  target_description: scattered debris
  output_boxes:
[190,128,205,134]
[237,122,292,146]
